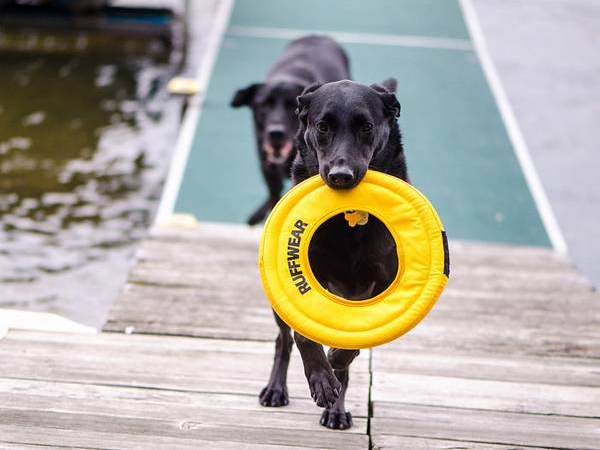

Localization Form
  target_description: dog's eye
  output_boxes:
[316,121,329,133]
[361,123,374,133]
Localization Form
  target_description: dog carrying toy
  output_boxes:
[258,170,449,349]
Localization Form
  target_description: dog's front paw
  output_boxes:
[247,210,266,226]
[259,383,289,407]
[320,409,353,430]
[308,369,341,409]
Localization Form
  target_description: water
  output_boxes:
[0,27,183,327]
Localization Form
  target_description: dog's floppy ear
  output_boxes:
[231,83,263,108]
[295,83,321,123]
[370,79,400,118]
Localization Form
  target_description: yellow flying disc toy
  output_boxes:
[258,170,449,349]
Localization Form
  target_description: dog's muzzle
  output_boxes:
[264,141,293,164]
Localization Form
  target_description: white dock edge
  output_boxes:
[0,309,97,338]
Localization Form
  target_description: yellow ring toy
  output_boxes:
[258,170,449,349]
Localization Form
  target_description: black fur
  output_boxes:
[261,78,408,430]
[231,35,349,225]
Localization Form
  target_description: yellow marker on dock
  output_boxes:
[167,77,201,95]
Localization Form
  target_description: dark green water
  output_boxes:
[0,28,182,326]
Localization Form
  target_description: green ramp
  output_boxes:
[174,0,551,247]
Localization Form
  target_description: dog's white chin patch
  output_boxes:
[264,141,292,164]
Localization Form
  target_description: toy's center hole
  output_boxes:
[308,212,399,301]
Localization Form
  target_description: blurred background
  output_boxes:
[0,0,598,328]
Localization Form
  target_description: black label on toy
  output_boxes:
[287,219,311,295]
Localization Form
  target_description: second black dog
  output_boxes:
[231,35,349,225]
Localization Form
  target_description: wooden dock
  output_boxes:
[1,222,599,449]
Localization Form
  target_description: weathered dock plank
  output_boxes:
[104,223,272,340]
[107,284,274,340]
[0,330,369,449]
[0,410,367,450]
[370,403,600,449]
[0,331,369,418]
[372,435,535,450]
[372,372,600,417]
[4,221,600,448]
[372,348,600,386]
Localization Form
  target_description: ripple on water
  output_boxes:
[0,27,184,326]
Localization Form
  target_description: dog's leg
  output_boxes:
[320,348,360,429]
[260,311,293,407]
[248,167,283,225]
[294,332,342,409]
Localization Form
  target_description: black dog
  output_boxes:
[260,79,408,429]
[231,35,349,225]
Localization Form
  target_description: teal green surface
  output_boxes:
[230,0,470,40]
[175,1,551,247]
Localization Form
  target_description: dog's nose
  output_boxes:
[328,166,355,188]
[267,125,286,146]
